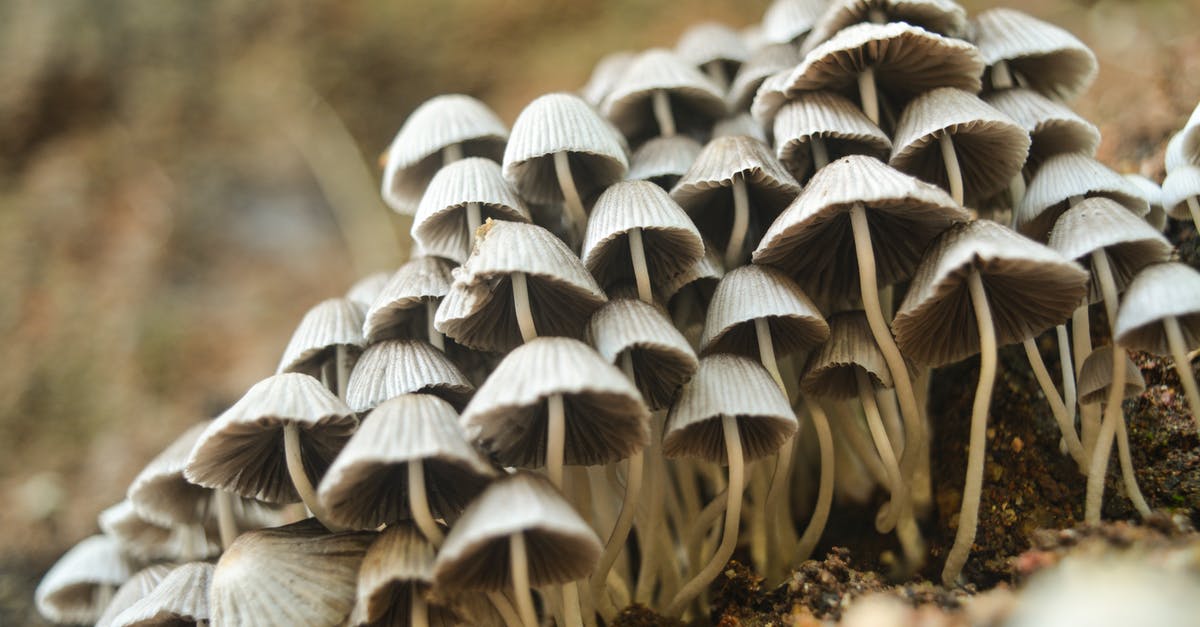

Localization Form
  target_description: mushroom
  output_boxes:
[412,157,532,265]
[344,339,474,414]
[712,113,769,144]
[1015,152,1149,242]
[1078,345,1151,521]
[972,7,1098,101]
[626,135,702,190]
[602,48,727,146]
[773,90,892,183]
[345,271,390,316]
[760,0,826,46]
[348,524,462,627]
[277,297,365,399]
[580,51,636,108]
[95,565,172,627]
[362,256,456,348]
[35,535,132,625]
[802,0,971,55]
[1161,164,1200,225]
[660,244,725,348]
[727,43,803,113]
[110,562,213,627]
[675,21,750,90]
[1123,173,1169,233]
[99,500,218,563]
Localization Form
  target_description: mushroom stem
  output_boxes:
[1072,304,1099,455]
[467,201,483,238]
[335,345,350,400]
[408,460,445,547]
[725,175,751,268]
[868,7,886,22]
[811,136,831,171]
[794,397,835,561]
[553,150,587,245]
[443,143,464,164]
[1164,316,1200,436]
[512,272,538,342]
[857,68,880,125]
[283,422,336,529]
[1092,250,1120,334]
[634,414,667,604]
[704,60,729,91]
[1008,173,1026,212]
[1085,342,1129,523]
[214,489,238,550]
[1187,196,1200,225]
[547,393,566,490]
[412,585,429,627]
[990,59,1015,90]
[652,89,676,138]
[1115,412,1152,516]
[941,268,996,586]
[629,227,654,304]
[831,407,891,487]
[509,533,538,627]
[857,368,905,533]
[938,133,965,206]
[1058,324,1078,422]
[1022,338,1087,468]
[756,318,796,580]
[426,300,445,351]
[562,583,584,627]
[666,415,745,617]
[487,591,525,627]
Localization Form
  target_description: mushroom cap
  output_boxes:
[983,88,1100,169]
[99,500,219,562]
[801,310,896,398]
[1017,153,1149,242]
[889,87,1031,206]
[184,373,358,504]
[773,90,892,182]
[35,535,132,625]
[586,297,699,410]
[412,158,532,264]
[362,256,455,343]
[349,524,460,627]
[461,337,650,468]
[893,220,1088,367]
[1161,164,1200,221]
[660,243,725,304]
[277,297,365,377]
[95,565,173,627]
[1078,346,1146,406]
[1123,174,1168,232]
[209,519,375,627]
[753,154,968,304]
[433,472,602,591]
[345,272,390,314]
[435,220,608,352]
[127,421,213,527]
[582,180,704,291]
[663,354,797,463]
[700,265,830,358]
[344,339,474,413]
[581,50,637,107]
[317,393,496,530]
[1046,197,1172,304]
[627,135,703,188]
[803,0,971,54]
[1166,131,1190,175]
[111,562,213,627]
[1181,103,1200,169]
[728,43,804,112]
[676,21,751,72]
[761,0,827,45]
[381,94,508,215]
[503,92,629,205]
[602,48,728,143]
[712,113,769,145]
[1115,263,1200,355]
[973,8,1097,102]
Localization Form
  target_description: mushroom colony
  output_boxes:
[34,0,1200,626]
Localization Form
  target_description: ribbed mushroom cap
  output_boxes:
[586,298,699,410]
[602,48,728,143]
[99,501,219,563]
[435,220,608,353]
[773,91,892,181]
[728,43,804,112]
[983,88,1100,169]
[753,154,968,304]
[318,394,496,530]
[184,373,358,504]
[1124,174,1168,232]
[1078,346,1145,406]
[1017,153,1150,241]
[700,265,830,358]
[35,535,132,625]
[973,8,1097,102]
[663,354,797,463]
[433,471,602,591]
[1046,197,1172,304]
[582,180,704,290]
[1114,263,1200,355]
[461,337,650,468]
[95,565,173,627]
[412,158,532,264]
[670,134,801,255]
[803,0,971,54]
[349,524,459,627]
[712,113,769,144]
[346,272,390,314]
[381,95,508,215]
[277,297,365,376]
[344,339,474,413]
[627,135,703,188]
[128,422,212,527]
[893,220,1088,367]
[761,0,827,44]
[676,21,751,74]
[362,256,455,343]
[801,310,894,398]
[1161,164,1200,221]
[581,51,637,107]
[209,519,374,627]
[661,243,725,304]
[111,562,212,627]
[890,87,1031,206]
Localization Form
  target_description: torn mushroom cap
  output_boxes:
[209,519,374,627]
[350,523,459,627]
[728,43,803,112]
[753,154,967,305]
[412,158,532,264]
[700,265,830,358]
[1114,262,1200,356]
[317,393,496,530]
[99,500,219,562]
[344,339,474,413]
[35,535,132,625]
[894,219,1088,367]
[602,48,727,143]
[435,220,608,353]
[127,421,213,527]
[1017,153,1150,241]
[585,297,699,410]
[381,94,508,215]
[761,0,827,45]
[362,256,455,343]
[1078,346,1145,406]
[110,562,213,627]
[773,90,892,182]
[627,135,703,189]
[675,21,751,77]
[581,50,637,107]
[277,297,365,377]
[889,87,1031,206]
[1123,174,1168,232]
[983,88,1100,170]
[461,337,650,468]
[1161,164,1200,221]
[802,310,898,398]
[95,565,173,627]
[803,0,971,54]
[973,7,1098,102]
[184,373,358,504]
[433,471,602,591]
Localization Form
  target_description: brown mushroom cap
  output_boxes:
[602,48,728,143]
[586,297,699,410]
[127,421,214,527]
[362,256,455,344]
[1161,164,1200,221]
[349,524,460,627]
[1124,174,1168,233]
[773,91,892,181]
[627,135,703,188]
[801,310,896,398]
[803,0,971,54]
[973,8,1097,102]
[36,535,133,625]
[412,158,532,264]
[344,339,474,413]
[1078,346,1145,406]
[700,265,830,358]
[111,562,213,627]
[99,500,219,563]
[983,88,1100,170]
[660,243,725,305]
[277,298,365,377]
[1017,153,1150,241]
[1115,263,1200,355]
[95,565,173,627]
[728,43,804,112]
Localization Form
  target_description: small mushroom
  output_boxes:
[1161,163,1200,225]
[727,43,803,113]
[675,21,750,90]
[803,0,971,55]
[1077,345,1151,522]
[412,157,532,265]
[95,565,172,627]
[35,535,132,625]
[344,339,474,413]
[773,90,892,183]
[602,48,727,145]
[972,7,1098,100]
[277,297,365,399]
[1016,152,1149,241]
[348,523,462,627]
[362,256,455,348]
[110,562,213,627]
[626,135,703,190]
[760,0,826,46]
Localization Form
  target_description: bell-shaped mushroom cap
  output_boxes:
[502,92,628,205]
[349,524,459,627]
[889,87,1031,206]
[277,298,365,376]
[1114,263,1200,355]
[804,0,971,54]
[381,94,508,215]
[801,310,895,398]
[700,265,830,357]
[973,8,1097,102]
[1046,197,1172,304]
[582,51,637,107]
[1124,174,1168,232]
[761,0,827,45]
[627,135,703,188]
[461,337,650,468]
[99,501,219,562]
[35,535,132,624]
[582,180,705,290]
[602,48,728,143]
[753,154,968,304]
[586,298,699,410]
[676,21,751,74]
[670,134,801,253]
[344,339,474,413]
[362,257,455,343]
[728,43,804,112]
[661,243,725,304]
[412,158,532,264]
[110,562,213,627]
[435,220,608,352]
[184,373,358,504]
[1078,346,1146,406]
[433,472,602,591]
[128,421,212,527]
[1161,164,1200,221]
[346,272,390,314]
[95,565,173,627]
[773,91,892,181]
[318,393,496,530]
[209,519,374,627]
[893,220,1088,367]
[712,113,769,144]
[983,88,1100,168]
[663,354,797,463]
[1017,153,1150,241]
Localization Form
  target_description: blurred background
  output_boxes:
[1,0,1197,622]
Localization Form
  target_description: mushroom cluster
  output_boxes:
[35,1,1200,626]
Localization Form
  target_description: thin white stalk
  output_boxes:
[412,585,429,627]
[591,451,642,620]
[335,344,350,400]
[1115,411,1152,517]
[991,59,1015,90]
[1058,325,1077,422]
[467,201,483,239]
[794,398,835,561]
[487,591,525,627]
[939,133,965,206]
[629,227,654,304]
[408,460,445,547]
[512,272,538,342]
[725,175,750,268]
[857,369,905,533]
[858,68,880,125]
[1085,342,1128,523]
[811,136,831,171]
[554,150,587,246]
[1165,317,1200,436]
[1008,173,1026,214]
[547,394,566,490]
[1073,304,1099,455]
[283,422,336,529]
[756,317,794,581]
[876,388,904,458]
[1023,338,1087,468]
[831,408,891,487]
[563,582,584,627]
[425,299,444,351]
[652,89,676,137]
[1187,196,1200,225]
[214,490,238,550]
[912,368,934,511]
[443,143,464,164]
[634,414,667,604]
[510,533,538,627]
[705,60,729,91]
